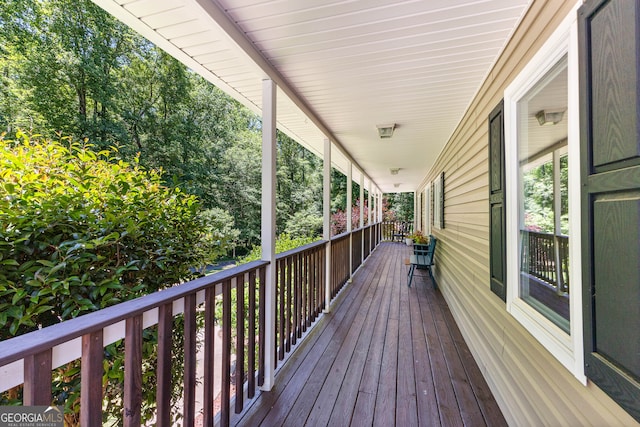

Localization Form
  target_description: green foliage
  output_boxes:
[0,131,224,423]
[241,233,320,263]
[523,154,569,234]
[284,210,323,239]
[385,192,414,222]
[0,0,340,253]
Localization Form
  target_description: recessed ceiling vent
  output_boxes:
[376,123,396,139]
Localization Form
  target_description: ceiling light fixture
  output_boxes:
[390,168,400,175]
[535,109,565,126]
[376,123,396,139]
[394,183,400,188]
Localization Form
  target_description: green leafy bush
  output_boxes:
[0,131,225,423]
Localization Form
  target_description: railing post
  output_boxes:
[323,138,332,312]
[261,78,277,391]
[360,174,364,264]
[368,183,373,253]
[347,162,353,280]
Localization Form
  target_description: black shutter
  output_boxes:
[580,0,640,421]
[489,100,506,301]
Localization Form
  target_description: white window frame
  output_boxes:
[433,173,443,230]
[424,185,431,236]
[504,2,585,384]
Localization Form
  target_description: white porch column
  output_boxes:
[359,173,364,263]
[347,163,353,277]
[260,79,276,391]
[413,191,420,233]
[359,174,364,229]
[368,181,372,225]
[323,138,332,312]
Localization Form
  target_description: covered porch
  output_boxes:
[231,242,506,427]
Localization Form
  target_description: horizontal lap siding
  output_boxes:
[420,0,638,425]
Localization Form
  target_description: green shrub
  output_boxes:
[0,131,225,423]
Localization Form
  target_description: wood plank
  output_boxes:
[422,284,464,427]
[156,303,173,427]
[240,249,376,426]
[336,244,395,425]
[23,349,52,405]
[282,253,381,426]
[373,246,401,427]
[441,302,507,426]
[351,248,395,425]
[408,274,440,426]
[236,277,245,414]
[124,315,142,427]
[247,271,257,399]
[324,248,393,425]
[221,279,232,427]
[396,263,418,427]
[432,291,486,426]
[183,294,197,427]
[203,287,216,425]
[231,243,507,427]
[81,331,103,426]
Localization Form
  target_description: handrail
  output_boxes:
[275,239,326,259]
[520,230,569,294]
[0,259,269,367]
[0,224,383,424]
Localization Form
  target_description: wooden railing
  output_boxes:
[0,259,268,427]
[521,230,570,294]
[275,241,325,363]
[0,225,381,425]
[352,228,363,273]
[330,232,350,298]
[363,225,372,259]
[381,220,413,241]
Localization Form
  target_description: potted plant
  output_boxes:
[408,231,429,251]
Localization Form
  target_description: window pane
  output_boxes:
[517,55,570,333]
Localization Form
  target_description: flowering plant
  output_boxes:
[407,230,429,244]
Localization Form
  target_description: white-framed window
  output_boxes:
[433,172,444,230]
[504,2,585,383]
[424,185,431,236]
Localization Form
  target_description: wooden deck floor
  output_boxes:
[231,242,507,427]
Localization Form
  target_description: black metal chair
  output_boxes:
[407,235,437,288]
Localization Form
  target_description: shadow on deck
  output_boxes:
[231,242,506,427]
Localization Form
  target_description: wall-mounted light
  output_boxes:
[535,109,565,126]
[376,123,396,138]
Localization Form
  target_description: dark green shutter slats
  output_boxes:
[489,100,506,301]
[580,0,640,421]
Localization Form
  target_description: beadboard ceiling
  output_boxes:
[94,0,531,193]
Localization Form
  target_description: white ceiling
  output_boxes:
[94,0,532,193]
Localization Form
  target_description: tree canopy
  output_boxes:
[0,0,345,251]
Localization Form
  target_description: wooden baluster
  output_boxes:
[81,331,103,426]
[24,349,52,406]
[247,270,257,399]
[183,294,197,427]
[124,316,142,427]
[286,256,293,352]
[156,303,172,427]
[235,276,245,413]
[278,259,285,361]
[258,267,266,387]
[221,279,232,427]
[203,287,215,426]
